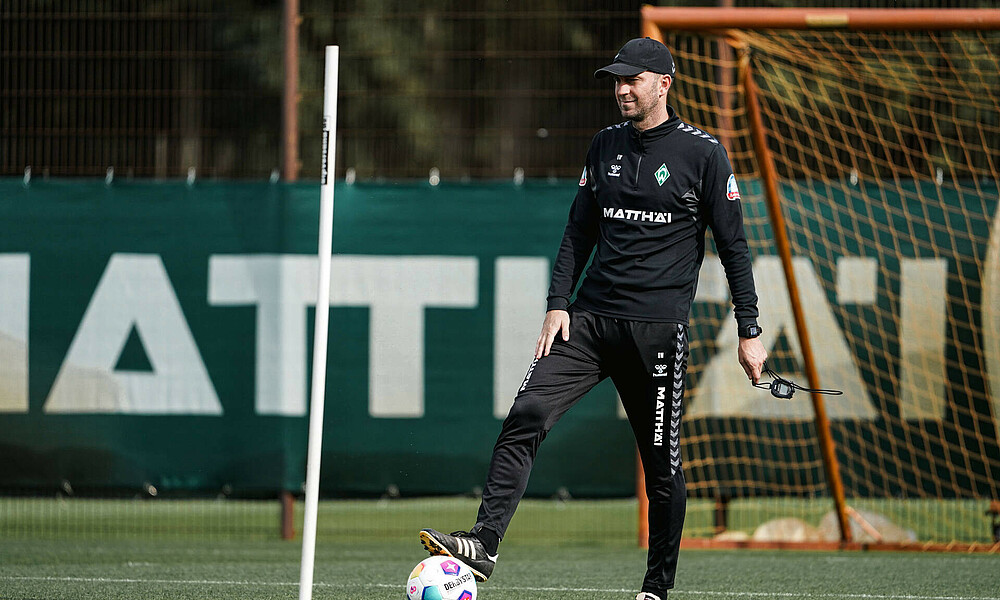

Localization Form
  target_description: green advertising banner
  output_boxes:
[1,179,997,498]
[0,180,632,497]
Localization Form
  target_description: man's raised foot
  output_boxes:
[418,528,496,582]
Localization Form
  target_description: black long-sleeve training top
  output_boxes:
[546,107,760,330]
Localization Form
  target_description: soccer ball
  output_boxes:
[405,556,477,600]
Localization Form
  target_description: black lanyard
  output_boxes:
[752,363,843,399]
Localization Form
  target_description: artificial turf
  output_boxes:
[2,497,997,599]
[2,538,999,600]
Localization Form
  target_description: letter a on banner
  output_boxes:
[46,254,221,414]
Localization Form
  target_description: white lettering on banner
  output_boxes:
[689,256,959,420]
[209,255,316,416]
[836,256,878,304]
[899,259,948,420]
[0,254,29,413]
[984,209,1000,438]
[494,257,548,418]
[336,256,478,418]
[688,256,876,419]
[693,256,727,303]
[7,250,975,422]
[209,255,478,418]
[45,254,222,415]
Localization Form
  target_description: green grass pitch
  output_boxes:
[1,497,998,599]
[3,539,999,600]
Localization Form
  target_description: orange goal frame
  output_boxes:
[635,6,1000,554]
[641,6,1000,33]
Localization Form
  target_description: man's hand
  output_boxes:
[738,337,768,384]
[535,310,570,358]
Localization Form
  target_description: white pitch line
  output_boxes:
[1,576,997,600]
[2,576,303,587]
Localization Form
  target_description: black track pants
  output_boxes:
[473,308,688,595]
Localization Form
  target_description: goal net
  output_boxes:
[643,9,1000,548]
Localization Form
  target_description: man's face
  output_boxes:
[614,72,669,122]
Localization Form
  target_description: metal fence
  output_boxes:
[2,1,284,179]
[2,0,994,180]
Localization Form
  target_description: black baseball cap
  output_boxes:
[594,37,675,79]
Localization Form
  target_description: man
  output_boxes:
[420,37,767,600]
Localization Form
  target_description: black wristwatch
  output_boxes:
[739,324,763,339]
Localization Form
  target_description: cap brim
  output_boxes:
[594,62,646,79]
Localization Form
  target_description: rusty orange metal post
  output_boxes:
[641,6,1000,31]
[281,0,300,181]
[738,49,852,544]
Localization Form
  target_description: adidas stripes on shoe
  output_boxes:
[418,528,496,582]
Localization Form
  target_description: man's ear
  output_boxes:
[660,74,672,97]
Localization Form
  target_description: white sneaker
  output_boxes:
[636,593,663,600]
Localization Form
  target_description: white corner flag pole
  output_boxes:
[299,44,338,600]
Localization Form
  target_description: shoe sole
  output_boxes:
[419,530,490,582]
